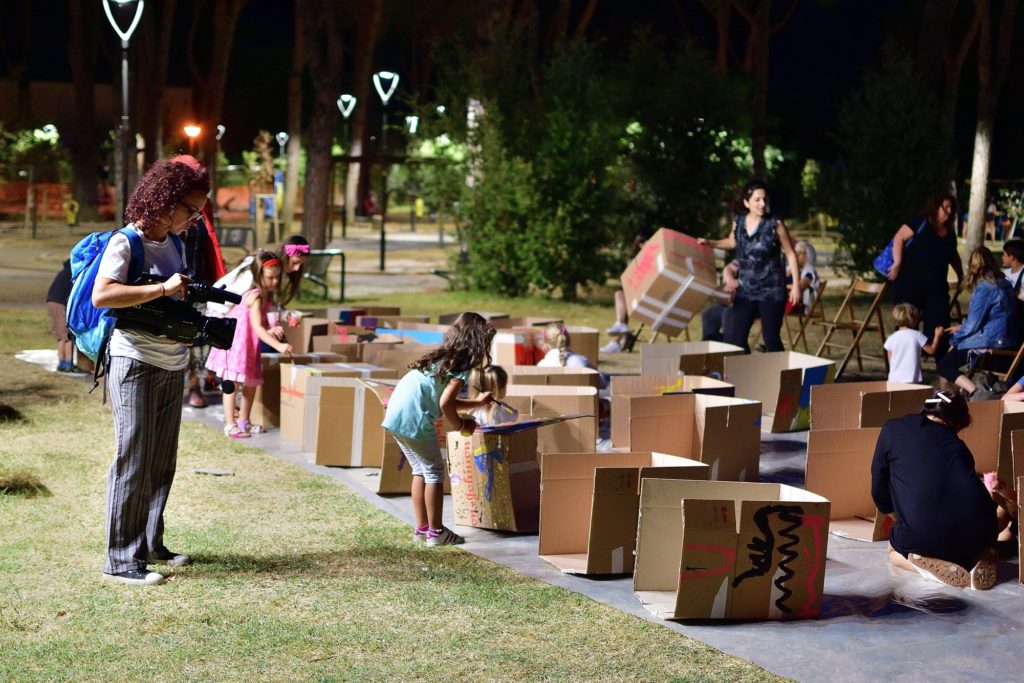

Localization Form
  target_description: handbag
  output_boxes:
[873,218,929,278]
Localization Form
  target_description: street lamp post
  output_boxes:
[372,71,399,272]
[405,115,419,233]
[183,124,201,155]
[103,0,145,224]
[336,94,356,238]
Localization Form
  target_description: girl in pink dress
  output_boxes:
[206,250,293,438]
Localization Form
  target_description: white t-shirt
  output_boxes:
[537,348,609,390]
[883,328,929,383]
[799,264,819,309]
[1002,266,1024,300]
[208,255,255,317]
[96,225,189,371]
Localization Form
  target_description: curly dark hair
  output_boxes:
[411,312,495,378]
[125,159,211,228]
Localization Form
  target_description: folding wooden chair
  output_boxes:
[785,279,828,352]
[813,278,889,379]
[974,342,1024,389]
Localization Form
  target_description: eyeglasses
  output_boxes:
[179,202,203,223]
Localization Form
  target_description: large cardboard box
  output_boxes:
[611,393,761,481]
[493,328,544,366]
[610,374,735,399]
[539,452,709,575]
[810,381,933,430]
[327,305,400,322]
[633,479,830,620]
[621,229,729,339]
[805,399,1020,542]
[491,317,563,329]
[566,326,600,367]
[280,363,395,445]
[1019,475,1023,586]
[374,326,446,345]
[357,314,430,328]
[504,385,598,455]
[363,346,439,374]
[725,352,835,432]
[508,366,602,389]
[447,429,540,532]
[250,352,343,428]
[375,421,453,495]
[641,341,745,379]
[282,316,330,353]
[306,377,396,466]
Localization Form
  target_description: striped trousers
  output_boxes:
[104,356,185,574]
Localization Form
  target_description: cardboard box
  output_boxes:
[539,452,709,575]
[447,429,540,532]
[364,347,439,374]
[493,328,544,366]
[280,363,395,445]
[375,421,453,495]
[327,305,400,322]
[641,341,745,379]
[491,317,563,329]
[1018,475,1023,586]
[504,385,598,455]
[357,315,430,328]
[809,381,933,430]
[566,326,599,367]
[311,336,362,357]
[508,366,603,389]
[610,375,735,399]
[610,393,761,481]
[305,377,397,466]
[620,229,729,339]
[959,400,1024,483]
[375,326,446,345]
[250,352,343,428]
[282,316,330,353]
[438,311,510,325]
[724,352,835,432]
[633,479,830,620]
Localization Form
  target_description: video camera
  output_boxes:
[112,276,242,350]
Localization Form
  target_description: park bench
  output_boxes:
[303,249,346,302]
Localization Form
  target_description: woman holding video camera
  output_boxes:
[92,158,210,586]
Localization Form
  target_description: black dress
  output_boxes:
[890,217,958,354]
[871,414,996,569]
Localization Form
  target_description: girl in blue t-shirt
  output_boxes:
[381,312,496,546]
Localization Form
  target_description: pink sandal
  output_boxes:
[224,423,250,439]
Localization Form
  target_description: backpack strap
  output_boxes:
[119,227,146,284]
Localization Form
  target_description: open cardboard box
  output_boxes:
[504,385,598,455]
[279,363,395,446]
[805,399,1019,542]
[565,326,600,367]
[611,374,735,399]
[305,377,396,467]
[621,229,730,339]
[810,381,933,430]
[493,328,544,366]
[357,314,430,328]
[724,352,835,432]
[539,452,709,575]
[633,479,830,621]
[491,316,563,329]
[250,352,343,428]
[447,429,540,532]
[282,316,331,353]
[362,346,439,374]
[508,366,602,389]
[611,393,761,481]
[326,305,400,323]
[374,326,446,345]
[640,341,745,379]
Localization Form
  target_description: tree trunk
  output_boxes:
[282,9,305,235]
[137,0,176,169]
[67,0,100,221]
[750,0,771,180]
[345,0,384,228]
[299,0,345,248]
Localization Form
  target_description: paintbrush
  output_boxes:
[471,385,519,422]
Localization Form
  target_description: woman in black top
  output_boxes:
[871,389,1005,589]
[699,182,801,353]
[886,193,964,358]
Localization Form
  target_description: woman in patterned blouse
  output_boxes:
[700,181,801,352]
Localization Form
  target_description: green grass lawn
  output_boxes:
[0,307,782,682]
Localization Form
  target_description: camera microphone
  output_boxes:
[221,380,235,395]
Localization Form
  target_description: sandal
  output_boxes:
[188,390,207,408]
[224,423,250,439]
[969,549,998,591]
[908,553,969,588]
[238,419,264,435]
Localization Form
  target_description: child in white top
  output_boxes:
[884,303,942,383]
[785,240,820,313]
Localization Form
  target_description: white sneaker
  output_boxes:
[601,339,623,353]
[102,569,165,586]
[426,526,465,546]
[606,321,630,335]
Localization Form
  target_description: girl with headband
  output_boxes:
[208,235,310,318]
[206,249,294,438]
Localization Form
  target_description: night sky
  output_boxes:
[2,0,1022,177]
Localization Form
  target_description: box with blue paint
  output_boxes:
[724,351,835,432]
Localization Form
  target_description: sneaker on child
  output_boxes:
[601,339,623,354]
[426,526,465,546]
[606,321,630,336]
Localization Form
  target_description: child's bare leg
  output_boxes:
[888,546,917,573]
[410,475,428,528]
[614,290,628,325]
[222,387,236,426]
[238,384,257,424]
[954,375,977,395]
[425,482,444,529]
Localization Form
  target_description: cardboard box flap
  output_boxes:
[810,381,931,430]
[505,385,598,397]
[804,428,882,519]
[541,452,652,481]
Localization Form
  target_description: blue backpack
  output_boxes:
[66,227,146,362]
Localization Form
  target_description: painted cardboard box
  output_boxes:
[640,341,745,379]
[724,352,835,432]
[447,429,541,532]
[805,397,1019,542]
[492,327,545,366]
[374,326,446,345]
[508,366,603,389]
[279,363,395,445]
[504,385,598,455]
[633,479,830,621]
[491,317,564,329]
[611,392,761,481]
[357,314,430,328]
[251,352,343,428]
[620,229,730,339]
[610,374,735,400]
[539,451,709,575]
[327,305,400,323]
